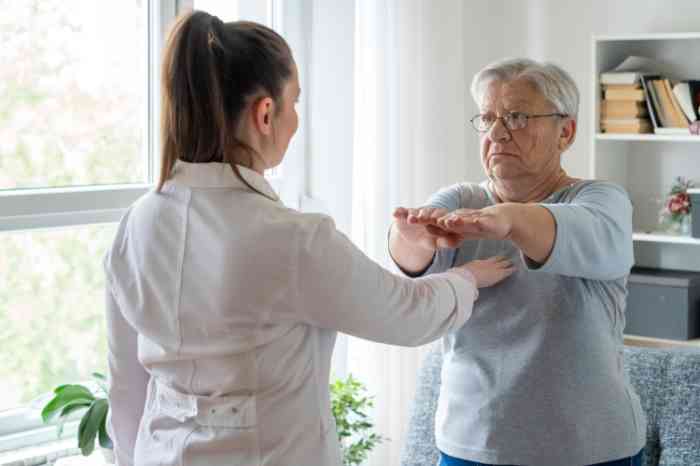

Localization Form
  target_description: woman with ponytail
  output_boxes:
[103,11,513,466]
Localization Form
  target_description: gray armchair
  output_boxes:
[400,345,700,466]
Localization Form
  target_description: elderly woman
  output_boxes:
[389,58,646,466]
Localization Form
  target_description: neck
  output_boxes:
[490,169,573,203]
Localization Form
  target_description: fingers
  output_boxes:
[437,210,480,229]
[405,207,448,225]
[393,207,409,219]
[485,255,510,265]
[425,224,452,238]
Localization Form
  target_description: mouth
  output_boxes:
[489,152,518,159]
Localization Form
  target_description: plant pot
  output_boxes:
[689,189,700,239]
[101,447,115,464]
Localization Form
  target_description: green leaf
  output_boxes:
[41,388,94,424]
[78,399,108,456]
[59,400,91,418]
[98,413,113,449]
[57,418,66,438]
[77,405,92,454]
[55,384,94,399]
[91,373,109,396]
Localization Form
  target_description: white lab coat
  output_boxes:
[104,161,476,466]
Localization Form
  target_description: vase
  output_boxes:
[101,447,115,464]
[680,215,692,236]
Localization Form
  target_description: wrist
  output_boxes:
[500,203,520,242]
[392,221,437,254]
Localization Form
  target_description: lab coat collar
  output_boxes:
[170,161,279,202]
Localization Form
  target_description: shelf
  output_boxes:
[633,232,700,245]
[596,133,700,142]
[594,32,700,42]
[624,334,700,349]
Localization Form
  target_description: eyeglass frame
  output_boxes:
[469,111,569,133]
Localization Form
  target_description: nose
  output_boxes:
[487,117,511,143]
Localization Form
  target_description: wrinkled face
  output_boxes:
[270,63,300,168]
[478,78,568,183]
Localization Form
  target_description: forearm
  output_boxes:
[507,203,556,265]
[388,222,436,274]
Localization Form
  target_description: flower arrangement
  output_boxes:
[690,120,700,135]
[659,177,694,235]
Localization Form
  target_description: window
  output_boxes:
[0,0,173,452]
[0,0,306,454]
[0,1,147,190]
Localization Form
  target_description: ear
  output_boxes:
[558,117,577,151]
[252,96,275,136]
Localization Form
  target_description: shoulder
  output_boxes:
[267,208,338,249]
[563,180,631,205]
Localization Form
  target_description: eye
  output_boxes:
[481,113,496,124]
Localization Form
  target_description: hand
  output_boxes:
[437,204,514,241]
[393,206,465,251]
[453,256,515,288]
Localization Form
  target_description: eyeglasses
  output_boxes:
[469,111,568,133]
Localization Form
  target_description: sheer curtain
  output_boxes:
[348,1,467,464]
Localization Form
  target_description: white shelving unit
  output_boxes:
[592,33,700,272]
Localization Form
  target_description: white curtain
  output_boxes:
[347,1,467,464]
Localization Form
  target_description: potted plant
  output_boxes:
[330,374,386,466]
[41,372,113,462]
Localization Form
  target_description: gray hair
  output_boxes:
[470,58,579,120]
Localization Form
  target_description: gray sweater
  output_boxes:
[410,180,646,466]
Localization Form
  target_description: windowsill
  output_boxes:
[0,438,80,466]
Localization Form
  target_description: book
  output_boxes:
[640,75,661,130]
[601,118,652,134]
[688,80,700,119]
[651,80,686,128]
[648,80,671,127]
[662,79,690,126]
[602,83,641,90]
[672,82,698,123]
[600,100,648,118]
[604,87,645,101]
[654,127,691,135]
[600,71,643,85]
[600,55,669,85]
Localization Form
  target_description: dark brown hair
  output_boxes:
[157,11,294,191]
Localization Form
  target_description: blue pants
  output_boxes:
[439,449,644,466]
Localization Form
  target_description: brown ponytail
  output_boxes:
[157,11,293,192]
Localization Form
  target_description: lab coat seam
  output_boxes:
[174,189,191,356]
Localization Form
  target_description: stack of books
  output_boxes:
[600,71,651,134]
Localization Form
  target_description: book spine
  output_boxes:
[651,80,672,127]
[640,76,660,130]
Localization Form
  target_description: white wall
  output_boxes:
[462,0,700,180]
